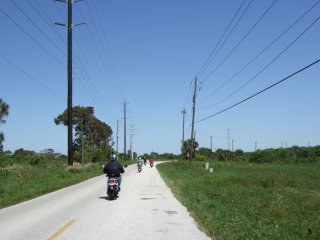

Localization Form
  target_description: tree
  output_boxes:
[181,139,199,159]
[54,106,113,149]
[0,99,9,152]
[197,147,214,159]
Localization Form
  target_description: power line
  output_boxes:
[199,0,320,105]
[201,14,320,110]
[90,0,128,99]
[202,0,278,83]
[183,81,193,109]
[26,0,67,45]
[78,2,126,101]
[197,58,320,123]
[10,0,66,56]
[197,0,248,77]
[0,54,64,101]
[75,6,123,106]
[14,0,118,120]
[0,7,65,67]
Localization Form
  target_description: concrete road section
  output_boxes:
[0,162,211,240]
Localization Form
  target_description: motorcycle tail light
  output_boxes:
[108,179,118,183]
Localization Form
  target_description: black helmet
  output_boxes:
[110,152,117,161]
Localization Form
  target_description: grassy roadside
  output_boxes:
[0,160,134,209]
[157,161,320,240]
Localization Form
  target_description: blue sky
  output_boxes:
[1,0,320,155]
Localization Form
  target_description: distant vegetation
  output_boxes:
[181,139,320,164]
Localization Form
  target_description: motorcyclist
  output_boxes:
[143,157,147,165]
[103,152,125,188]
[149,157,155,166]
[137,157,143,169]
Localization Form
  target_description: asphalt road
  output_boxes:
[0,162,211,240]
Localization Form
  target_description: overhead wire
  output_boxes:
[91,0,128,98]
[197,58,320,123]
[10,0,66,56]
[199,0,320,106]
[0,54,65,101]
[197,0,253,78]
[201,14,320,110]
[46,0,119,118]
[79,1,126,101]
[10,0,116,120]
[202,0,278,83]
[75,4,123,106]
[26,0,67,45]
[183,81,193,109]
[0,7,65,67]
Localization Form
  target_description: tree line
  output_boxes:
[181,138,320,163]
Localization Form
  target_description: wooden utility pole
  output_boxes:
[227,128,230,150]
[181,109,187,143]
[190,76,199,162]
[123,101,127,161]
[116,120,119,156]
[81,120,84,164]
[210,136,213,151]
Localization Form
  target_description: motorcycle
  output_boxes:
[106,176,120,200]
[150,162,154,168]
[138,163,142,172]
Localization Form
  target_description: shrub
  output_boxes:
[195,154,207,162]
[65,162,83,173]
[29,155,46,168]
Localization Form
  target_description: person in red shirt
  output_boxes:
[149,157,155,167]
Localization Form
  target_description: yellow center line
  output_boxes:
[48,219,76,240]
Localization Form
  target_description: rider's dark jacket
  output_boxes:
[103,161,125,177]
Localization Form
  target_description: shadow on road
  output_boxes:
[99,196,119,201]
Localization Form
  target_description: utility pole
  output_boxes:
[81,120,84,164]
[116,120,119,156]
[227,128,230,150]
[190,76,200,162]
[181,109,187,143]
[129,122,133,160]
[232,139,234,152]
[210,136,213,152]
[255,141,257,151]
[286,141,288,148]
[129,122,138,161]
[123,101,127,161]
[54,0,85,166]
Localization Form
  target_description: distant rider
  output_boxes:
[143,157,147,165]
[137,157,143,169]
[103,152,125,188]
[149,157,155,165]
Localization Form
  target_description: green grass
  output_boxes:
[157,161,320,240]
[0,159,135,209]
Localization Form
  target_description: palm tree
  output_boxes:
[0,99,9,151]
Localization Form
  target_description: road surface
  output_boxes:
[0,162,211,240]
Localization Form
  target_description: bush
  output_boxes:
[0,155,13,168]
[195,154,207,162]
[65,162,83,173]
[216,149,235,161]
[29,155,46,168]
